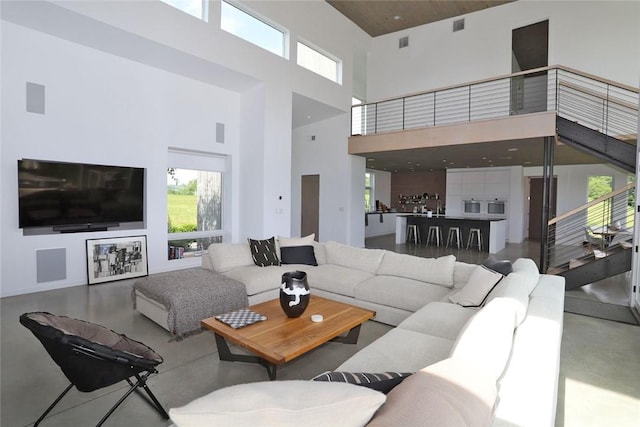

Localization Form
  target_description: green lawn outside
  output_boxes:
[168,194,197,228]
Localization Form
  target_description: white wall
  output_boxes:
[291,114,359,245]
[367,1,640,100]
[0,21,241,296]
[1,1,371,296]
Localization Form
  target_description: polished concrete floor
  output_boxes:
[1,238,639,426]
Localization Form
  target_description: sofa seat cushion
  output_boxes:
[325,241,386,273]
[376,252,456,287]
[354,276,451,312]
[366,358,497,427]
[305,265,374,298]
[169,380,386,427]
[224,264,311,296]
[337,328,454,373]
[397,302,476,340]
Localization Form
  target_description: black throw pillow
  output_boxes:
[482,256,513,276]
[311,371,412,394]
[280,245,318,266]
[247,237,280,267]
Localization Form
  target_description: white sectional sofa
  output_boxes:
[170,239,565,427]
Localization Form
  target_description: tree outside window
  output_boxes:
[167,168,223,259]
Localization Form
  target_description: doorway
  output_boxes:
[301,175,319,238]
[528,176,557,241]
[511,20,549,114]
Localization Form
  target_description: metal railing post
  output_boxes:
[468,85,472,121]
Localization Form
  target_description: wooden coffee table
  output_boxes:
[201,296,375,380]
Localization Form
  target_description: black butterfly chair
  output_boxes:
[20,312,169,426]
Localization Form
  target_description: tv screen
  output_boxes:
[18,159,144,230]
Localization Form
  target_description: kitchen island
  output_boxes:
[395,214,507,254]
[365,212,398,237]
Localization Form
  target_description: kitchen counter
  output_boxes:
[365,212,398,237]
[395,215,507,253]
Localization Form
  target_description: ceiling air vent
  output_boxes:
[453,18,465,32]
[399,36,409,49]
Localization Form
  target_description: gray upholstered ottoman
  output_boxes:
[132,268,248,338]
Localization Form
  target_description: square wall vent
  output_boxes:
[399,36,409,48]
[453,18,465,32]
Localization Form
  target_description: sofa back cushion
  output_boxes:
[453,261,477,289]
[449,298,517,382]
[376,252,456,288]
[512,258,540,295]
[366,358,497,427]
[484,271,530,326]
[325,241,385,274]
[204,243,254,273]
[312,241,327,265]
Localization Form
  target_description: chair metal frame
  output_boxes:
[20,312,169,426]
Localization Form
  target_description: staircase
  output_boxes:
[543,183,635,289]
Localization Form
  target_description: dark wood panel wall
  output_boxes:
[391,170,447,211]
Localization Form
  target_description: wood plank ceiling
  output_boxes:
[327,0,513,37]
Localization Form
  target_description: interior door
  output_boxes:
[528,176,557,241]
[301,175,319,239]
[511,20,549,114]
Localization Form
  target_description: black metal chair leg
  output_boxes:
[34,383,74,427]
[127,374,169,419]
[95,373,168,426]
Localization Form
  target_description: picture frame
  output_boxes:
[86,235,148,285]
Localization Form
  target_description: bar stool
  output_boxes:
[426,225,443,247]
[446,226,462,249]
[466,228,483,251]
[407,224,420,244]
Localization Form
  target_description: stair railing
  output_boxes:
[351,65,639,144]
[543,182,635,273]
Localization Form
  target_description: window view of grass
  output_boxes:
[167,193,197,232]
[586,175,635,228]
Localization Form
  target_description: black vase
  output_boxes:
[280,271,310,318]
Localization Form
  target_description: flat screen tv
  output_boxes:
[18,159,144,231]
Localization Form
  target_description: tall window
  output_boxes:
[352,96,364,135]
[297,41,341,84]
[221,1,286,57]
[167,151,227,260]
[365,172,374,212]
[160,0,208,21]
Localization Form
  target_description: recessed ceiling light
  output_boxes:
[508,148,518,152]
[524,161,532,164]
[367,158,374,162]
[393,15,401,20]
[482,157,487,160]
[442,159,447,162]
[488,160,493,163]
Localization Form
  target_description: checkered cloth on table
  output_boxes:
[215,308,267,329]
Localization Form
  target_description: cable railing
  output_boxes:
[544,183,635,273]
[351,65,639,143]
